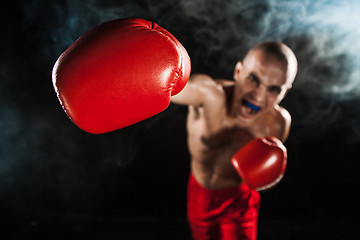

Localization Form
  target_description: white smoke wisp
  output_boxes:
[177,0,360,99]
[271,0,360,98]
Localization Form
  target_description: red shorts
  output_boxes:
[187,173,261,240]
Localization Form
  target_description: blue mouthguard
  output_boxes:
[245,101,261,111]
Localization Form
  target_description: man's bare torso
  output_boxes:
[186,80,289,189]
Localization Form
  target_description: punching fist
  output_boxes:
[52,18,191,134]
[231,137,287,191]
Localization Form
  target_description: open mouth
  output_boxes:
[240,99,261,117]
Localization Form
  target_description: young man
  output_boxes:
[52,20,296,239]
[171,41,298,240]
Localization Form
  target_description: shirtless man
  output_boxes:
[52,19,297,240]
[171,41,298,240]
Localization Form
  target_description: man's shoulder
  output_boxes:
[274,105,291,126]
[271,105,292,141]
[190,74,235,87]
[215,79,235,87]
[190,74,214,83]
[254,105,291,141]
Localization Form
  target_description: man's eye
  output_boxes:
[269,86,281,94]
[248,74,259,86]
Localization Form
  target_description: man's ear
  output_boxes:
[233,61,243,81]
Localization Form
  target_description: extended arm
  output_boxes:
[171,74,227,133]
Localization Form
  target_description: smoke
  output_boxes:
[0,0,357,176]
[176,0,360,96]
[21,0,149,58]
[19,0,360,101]
[0,0,359,232]
[172,0,360,141]
[0,0,358,185]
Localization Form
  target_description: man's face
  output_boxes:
[232,50,291,122]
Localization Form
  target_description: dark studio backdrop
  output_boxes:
[1,0,359,239]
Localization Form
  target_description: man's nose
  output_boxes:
[252,84,266,102]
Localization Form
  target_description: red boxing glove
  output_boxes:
[52,18,191,134]
[231,137,287,191]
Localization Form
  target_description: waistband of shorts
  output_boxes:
[188,172,251,198]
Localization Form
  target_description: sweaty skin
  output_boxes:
[171,43,297,190]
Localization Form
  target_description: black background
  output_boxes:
[1,0,359,239]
